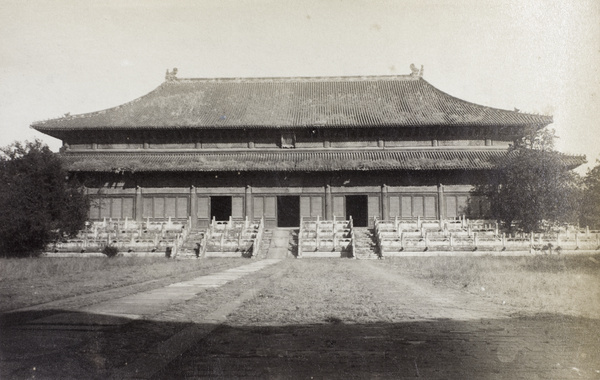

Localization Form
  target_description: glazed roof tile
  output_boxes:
[32,75,552,133]
[59,149,584,173]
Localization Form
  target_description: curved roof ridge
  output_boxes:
[31,82,167,127]
[172,74,417,84]
[419,78,553,123]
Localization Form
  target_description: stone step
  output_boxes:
[179,228,206,256]
[257,230,274,259]
[288,230,299,258]
[352,228,380,259]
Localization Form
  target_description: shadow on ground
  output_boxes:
[1,309,599,379]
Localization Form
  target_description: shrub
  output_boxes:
[0,140,89,257]
[102,245,119,258]
[580,161,600,229]
[473,129,581,233]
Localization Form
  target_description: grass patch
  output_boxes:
[226,255,600,326]
[0,257,245,312]
[0,256,146,280]
[386,254,600,318]
[228,260,426,325]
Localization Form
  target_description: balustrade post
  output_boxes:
[381,184,389,221]
[530,232,534,249]
[135,186,143,222]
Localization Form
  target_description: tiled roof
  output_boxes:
[33,75,552,133]
[60,149,584,173]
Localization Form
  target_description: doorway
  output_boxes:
[277,196,300,227]
[346,195,368,227]
[210,196,232,221]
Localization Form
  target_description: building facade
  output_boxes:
[32,68,568,228]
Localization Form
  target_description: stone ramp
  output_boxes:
[266,229,291,259]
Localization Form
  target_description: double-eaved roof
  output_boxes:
[32,73,552,134]
[34,72,578,173]
[60,149,585,173]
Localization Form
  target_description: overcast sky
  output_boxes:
[1,0,598,172]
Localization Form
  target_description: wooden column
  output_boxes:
[190,186,197,228]
[437,184,445,220]
[245,185,252,220]
[135,185,143,222]
[381,184,389,221]
[325,184,333,219]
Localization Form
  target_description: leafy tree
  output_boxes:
[475,128,581,233]
[513,126,557,152]
[0,140,89,257]
[580,161,600,229]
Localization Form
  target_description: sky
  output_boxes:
[1,0,599,173]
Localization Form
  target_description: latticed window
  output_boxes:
[89,197,134,220]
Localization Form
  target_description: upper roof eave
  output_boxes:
[31,74,554,132]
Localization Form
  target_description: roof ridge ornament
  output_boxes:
[165,68,178,82]
[410,63,424,78]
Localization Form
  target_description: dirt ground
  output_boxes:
[1,258,599,379]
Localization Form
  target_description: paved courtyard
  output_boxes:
[1,258,599,379]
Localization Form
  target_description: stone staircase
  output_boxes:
[257,229,274,259]
[178,227,206,259]
[353,227,380,259]
[179,227,372,260]
[288,229,299,258]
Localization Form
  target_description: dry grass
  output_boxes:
[386,253,600,318]
[227,260,396,325]
[226,255,600,326]
[0,257,245,312]
[0,256,148,280]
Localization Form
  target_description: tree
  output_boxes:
[0,140,89,257]
[475,128,581,233]
[580,161,600,229]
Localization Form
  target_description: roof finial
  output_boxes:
[410,64,423,78]
[165,68,178,81]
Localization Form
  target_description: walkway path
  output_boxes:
[0,259,282,379]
